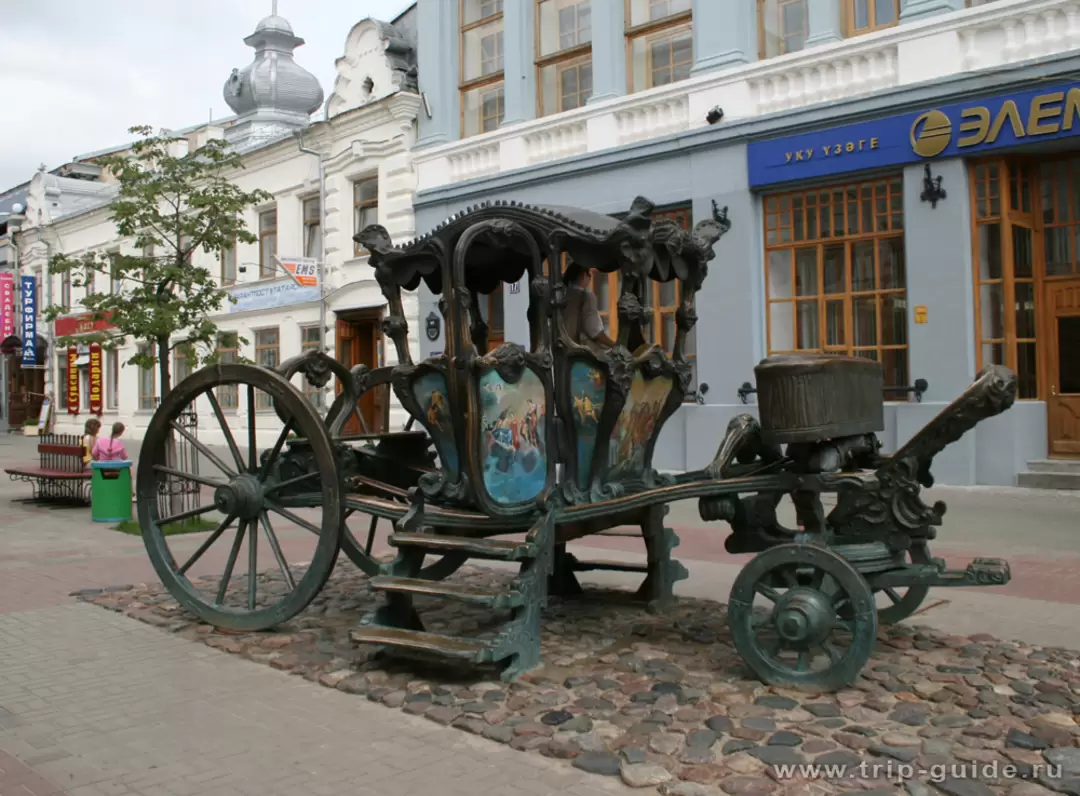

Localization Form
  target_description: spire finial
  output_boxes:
[272,0,278,14]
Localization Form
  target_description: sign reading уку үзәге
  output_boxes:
[747,81,1080,187]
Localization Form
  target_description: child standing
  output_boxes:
[82,417,102,467]
[92,422,129,462]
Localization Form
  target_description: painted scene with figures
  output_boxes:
[569,360,606,487]
[479,368,547,504]
[608,372,672,479]
[412,371,459,477]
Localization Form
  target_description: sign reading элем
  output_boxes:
[747,81,1080,187]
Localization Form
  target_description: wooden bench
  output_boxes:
[4,434,91,506]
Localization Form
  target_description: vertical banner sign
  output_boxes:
[0,273,13,338]
[88,343,103,415]
[20,275,36,365]
[67,346,79,414]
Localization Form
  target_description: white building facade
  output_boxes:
[10,8,422,445]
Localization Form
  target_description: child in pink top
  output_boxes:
[93,422,129,461]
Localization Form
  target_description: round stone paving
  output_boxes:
[73,564,1080,796]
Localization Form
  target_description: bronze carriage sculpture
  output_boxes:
[135,197,1017,690]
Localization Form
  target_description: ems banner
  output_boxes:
[67,346,79,414]
[20,275,36,366]
[89,343,103,415]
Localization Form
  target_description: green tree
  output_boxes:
[45,125,271,398]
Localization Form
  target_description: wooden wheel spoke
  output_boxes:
[159,502,218,528]
[247,513,258,611]
[755,582,781,602]
[823,641,843,664]
[882,587,903,604]
[265,501,321,536]
[206,389,245,472]
[263,472,319,496]
[835,618,856,633]
[795,649,810,672]
[780,567,798,588]
[177,514,236,575]
[811,568,827,590]
[170,420,236,478]
[216,521,247,606]
[247,385,257,472]
[750,611,772,628]
[153,464,226,491]
[258,420,294,482]
[259,513,295,590]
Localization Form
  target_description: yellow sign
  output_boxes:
[910,89,1080,158]
[914,305,928,325]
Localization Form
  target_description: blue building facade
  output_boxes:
[408,0,1080,486]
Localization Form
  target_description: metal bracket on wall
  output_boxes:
[920,163,947,209]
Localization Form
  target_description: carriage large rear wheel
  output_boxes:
[137,363,343,632]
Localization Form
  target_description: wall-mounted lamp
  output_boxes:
[706,106,724,125]
[920,163,946,209]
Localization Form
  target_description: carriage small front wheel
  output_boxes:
[728,544,877,691]
[137,363,344,632]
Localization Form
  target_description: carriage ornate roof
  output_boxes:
[356,197,731,296]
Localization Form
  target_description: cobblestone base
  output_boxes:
[75,564,1080,796]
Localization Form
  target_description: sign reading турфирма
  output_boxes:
[747,82,1080,187]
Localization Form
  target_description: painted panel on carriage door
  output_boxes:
[569,360,606,489]
[479,368,547,505]
[608,372,672,479]
[412,371,459,478]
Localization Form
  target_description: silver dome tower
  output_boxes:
[222,4,325,150]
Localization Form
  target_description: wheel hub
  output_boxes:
[213,474,264,521]
[772,587,835,646]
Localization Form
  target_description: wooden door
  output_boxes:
[1047,279,1080,457]
[335,315,385,434]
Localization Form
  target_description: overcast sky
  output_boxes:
[0,0,413,190]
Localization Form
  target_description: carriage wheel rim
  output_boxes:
[136,363,343,632]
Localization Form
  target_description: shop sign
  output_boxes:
[0,273,13,338]
[276,256,320,288]
[54,312,115,338]
[748,81,1080,187]
[67,346,79,414]
[227,279,320,313]
[88,343,103,415]
[20,275,36,366]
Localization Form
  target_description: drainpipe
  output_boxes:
[295,131,328,406]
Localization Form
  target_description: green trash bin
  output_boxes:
[91,460,133,523]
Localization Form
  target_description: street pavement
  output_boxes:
[0,431,1078,794]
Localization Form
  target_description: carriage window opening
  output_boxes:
[254,328,280,410]
[764,177,909,390]
[487,290,505,351]
[461,0,505,137]
[216,332,239,409]
[537,0,593,116]
[258,208,277,279]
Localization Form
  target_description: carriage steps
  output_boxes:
[352,525,551,677]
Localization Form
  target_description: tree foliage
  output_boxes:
[45,125,271,395]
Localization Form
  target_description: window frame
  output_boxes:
[762,177,910,392]
[352,177,380,255]
[843,0,900,37]
[302,196,322,261]
[460,0,506,137]
[258,208,278,279]
[137,342,156,411]
[299,324,322,402]
[216,331,240,409]
[220,238,237,286]
[535,0,594,117]
[106,347,119,411]
[757,0,809,60]
[253,327,281,410]
[624,0,692,94]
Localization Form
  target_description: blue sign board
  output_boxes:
[20,275,36,365]
[228,279,320,314]
[747,81,1080,188]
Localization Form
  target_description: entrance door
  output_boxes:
[1047,280,1080,457]
[335,312,385,434]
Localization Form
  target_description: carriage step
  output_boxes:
[350,626,491,661]
[370,576,525,609]
[569,558,649,574]
[389,533,536,561]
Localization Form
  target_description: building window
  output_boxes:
[57,352,69,411]
[845,0,899,36]
[764,178,908,390]
[221,240,237,285]
[138,343,156,411]
[591,204,697,392]
[537,0,593,116]
[174,344,192,386]
[216,331,239,409]
[254,328,280,410]
[353,178,379,255]
[110,255,121,296]
[303,197,321,261]
[259,209,277,279]
[106,348,119,410]
[626,0,692,94]
[61,272,71,309]
[299,324,322,402]
[461,0,505,136]
[758,0,808,59]
[85,265,95,297]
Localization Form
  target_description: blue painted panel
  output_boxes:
[748,81,1080,187]
[569,360,606,489]
[412,371,459,478]
[479,368,547,504]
